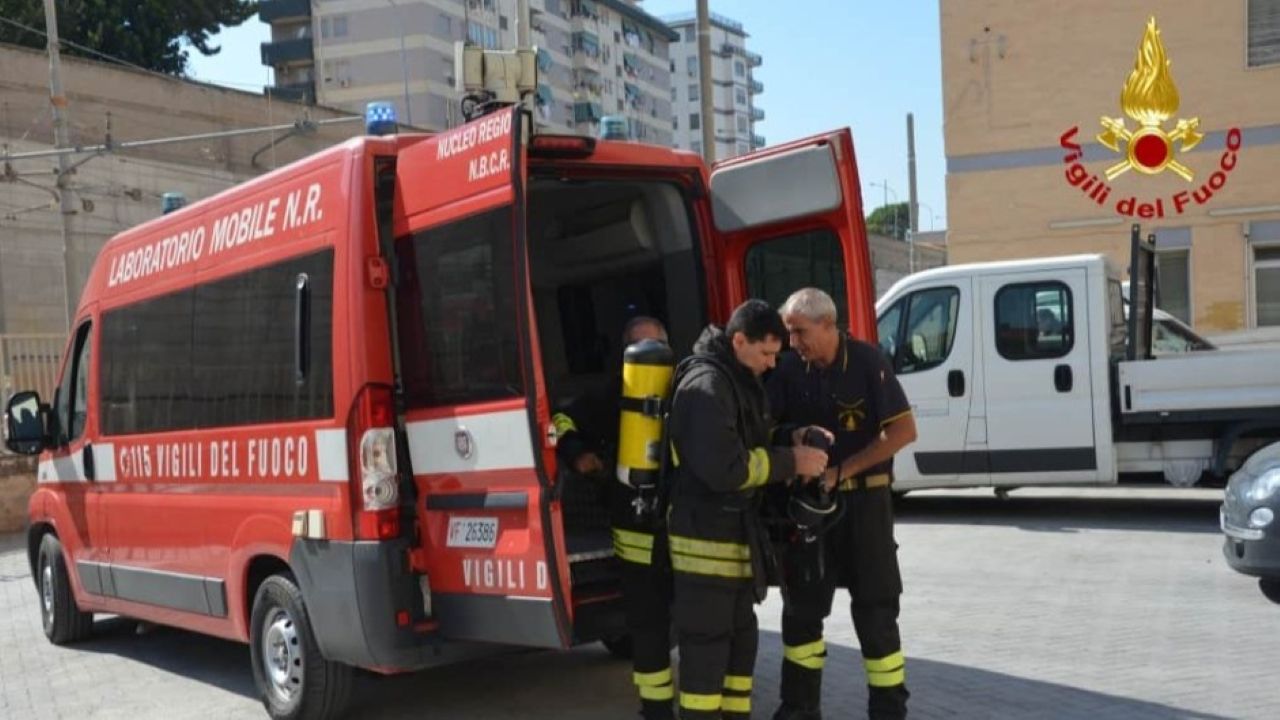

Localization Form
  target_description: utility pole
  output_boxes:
[906,112,918,273]
[386,0,412,126]
[696,0,715,163]
[43,0,77,331]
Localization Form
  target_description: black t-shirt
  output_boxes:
[766,335,912,477]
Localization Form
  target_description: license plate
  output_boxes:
[446,517,499,548]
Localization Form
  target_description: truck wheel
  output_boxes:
[37,534,94,644]
[250,574,352,720]
[1260,578,1280,605]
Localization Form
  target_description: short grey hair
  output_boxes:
[780,288,838,324]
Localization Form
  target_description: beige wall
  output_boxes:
[0,456,35,534]
[0,43,364,335]
[942,0,1280,331]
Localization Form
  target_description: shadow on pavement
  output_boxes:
[896,491,1223,535]
[58,622,1235,719]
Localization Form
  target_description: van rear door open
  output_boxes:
[708,130,876,338]
[392,108,569,648]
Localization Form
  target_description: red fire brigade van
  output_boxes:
[3,105,874,720]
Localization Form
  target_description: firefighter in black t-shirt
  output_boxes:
[766,288,918,720]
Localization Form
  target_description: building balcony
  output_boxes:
[751,106,764,121]
[749,78,763,94]
[745,50,763,67]
[265,81,315,104]
[259,0,311,23]
[261,38,313,67]
[752,134,766,149]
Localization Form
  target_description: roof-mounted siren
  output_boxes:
[455,41,538,123]
[365,101,399,136]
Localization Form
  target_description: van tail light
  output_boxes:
[349,384,401,540]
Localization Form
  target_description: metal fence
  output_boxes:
[1,335,64,450]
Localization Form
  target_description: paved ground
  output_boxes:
[2,486,1276,719]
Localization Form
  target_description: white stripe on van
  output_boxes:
[37,443,116,483]
[314,429,349,482]
[405,409,535,474]
[92,443,116,482]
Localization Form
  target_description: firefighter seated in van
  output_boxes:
[552,315,677,720]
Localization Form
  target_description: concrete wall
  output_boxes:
[0,455,35,534]
[941,0,1280,332]
[0,43,365,335]
[870,234,947,300]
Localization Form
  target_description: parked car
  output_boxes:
[1221,445,1280,604]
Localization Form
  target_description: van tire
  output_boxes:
[37,534,94,644]
[250,574,352,720]
[1260,578,1280,605]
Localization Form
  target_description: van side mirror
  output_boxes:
[4,391,49,455]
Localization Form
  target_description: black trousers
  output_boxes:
[778,486,908,719]
[672,579,758,720]
[612,485,676,720]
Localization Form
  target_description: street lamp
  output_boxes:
[918,201,938,231]
[386,0,412,126]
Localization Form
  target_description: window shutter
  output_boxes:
[1248,0,1280,67]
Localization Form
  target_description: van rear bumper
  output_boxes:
[289,538,493,672]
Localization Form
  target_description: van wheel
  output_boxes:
[250,574,352,720]
[601,634,633,659]
[1261,578,1280,605]
[37,534,94,644]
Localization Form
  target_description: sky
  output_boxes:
[187,1,948,230]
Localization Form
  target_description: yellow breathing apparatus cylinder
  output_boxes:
[616,338,675,488]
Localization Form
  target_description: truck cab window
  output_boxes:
[745,229,847,330]
[899,287,959,373]
[994,281,1073,360]
[876,299,904,365]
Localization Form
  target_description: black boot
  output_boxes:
[641,699,676,720]
[868,684,909,720]
[771,705,822,720]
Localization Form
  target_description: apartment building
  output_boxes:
[260,0,674,143]
[663,11,764,159]
[942,0,1280,332]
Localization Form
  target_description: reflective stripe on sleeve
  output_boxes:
[551,412,577,437]
[741,447,771,488]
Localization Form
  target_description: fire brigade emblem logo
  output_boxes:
[454,428,474,460]
[836,399,866,432]
[1096,16,1202,181]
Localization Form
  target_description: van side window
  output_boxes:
[100,250,335,435]
[899,287,959,374]
[745,229,847,329]
[53,321,93,443]
[994,281,1073,360]
[876,299,904,366]
[396,206,524,407]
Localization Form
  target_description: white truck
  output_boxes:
[876,226,1280,492]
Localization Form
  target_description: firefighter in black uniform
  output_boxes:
[667,300,830,720]
[767,288,918,720]
[552,316,677,720]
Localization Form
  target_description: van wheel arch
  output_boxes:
[245,554,294,632]
[27,522,55,591]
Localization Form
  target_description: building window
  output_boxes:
[994,282,1073,360]
[469,21,500,49]
[673,115,678,130]
[736,115,747,132]
[735,87,747,105]
[320,15,348,40]
[691,140,702,154]
[734,60,745,77]
[737,142,749,156]
[1255,246,1280,325]
[671,86,677,101]
[688,83,699,101]
[687,56,697,76]
[499,15,508,31]
[1248,0,1280,67]
[1155,250,1191,324]
[436,13,454,37]
[395,207,524,407]
[689,113,700,130]
[684,26,694,43]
